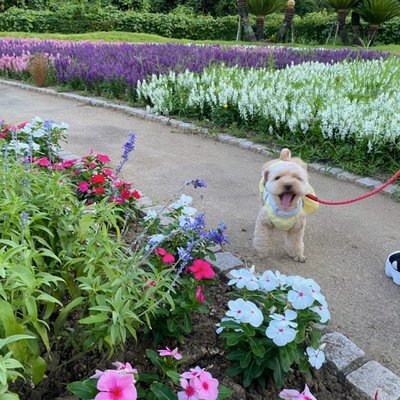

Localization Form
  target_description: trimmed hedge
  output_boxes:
[0,7,399,44]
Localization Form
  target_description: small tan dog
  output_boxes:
[253,148,318,262]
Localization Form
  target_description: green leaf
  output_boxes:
[217,385,234,400]
[0,334,35,351]
[309,328,322,349]
[150,382,177,400]
[226,363,244,378]
[272,358,285,388]
[36,292,63,306]
[295,324,306,344]
[0,393,20,400]
[182,313,192,333]
[146,349,162,369]
[67,379,99,399]
[138,372,160,383]
[243,361,264,387]
[54,296,85,333]
[278,346,294,373]
[226,349,247,361]
[166,370,180,385]
[32,355,47,385]
[240,351,252,369]
[79,314,109,325]
[249,337,265,358]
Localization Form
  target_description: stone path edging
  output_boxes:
[11,78,400,399]
[1,79,399,200]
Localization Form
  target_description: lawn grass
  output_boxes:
[1,30,399,52]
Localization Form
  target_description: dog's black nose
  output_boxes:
[284,184,292,191]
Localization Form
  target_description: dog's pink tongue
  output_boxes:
[281,193,293,209]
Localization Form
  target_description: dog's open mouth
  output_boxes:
[279,192,296,210]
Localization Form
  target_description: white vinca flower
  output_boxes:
[170,194,193,209]
[226,298,263,327]
[228,268,259,291]
[306,346,326,369]
[287,282,315,310]
[258,270,280,291]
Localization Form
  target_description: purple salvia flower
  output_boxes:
[116,131,136,176]
[187,179,207,189]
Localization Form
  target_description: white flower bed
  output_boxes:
[137,58,400,151]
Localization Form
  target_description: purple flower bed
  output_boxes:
[0,38,389,99]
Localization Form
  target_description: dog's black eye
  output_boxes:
[274,176,281,180]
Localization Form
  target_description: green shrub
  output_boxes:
[1,7,400,44]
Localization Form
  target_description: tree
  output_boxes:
[248,0,285,40]
[238,0,257,41]
[328,0,359,45]
[356,0,400,43]
[277,0,296,42]
[351,10,362,45]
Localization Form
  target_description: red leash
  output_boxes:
[305,169,400,205]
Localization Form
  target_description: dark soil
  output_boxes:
[17,274,347,400]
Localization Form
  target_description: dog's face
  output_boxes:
[263,160,309,211]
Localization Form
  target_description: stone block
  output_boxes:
[356,177,382,189]
[347,361,400,400]
[207,251,243,273]
[322,332,365,375]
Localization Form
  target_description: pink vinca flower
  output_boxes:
[194,371,219,400]
[158,347,182,360]
[178,378,200,400]
[180,367,205,380]
[155,248,175,264]
[195,286,205,303]
[112,361,138,378]
[188,260,216,280]
[95,370,137,400]
[78,181,90,193]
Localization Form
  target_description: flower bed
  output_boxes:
[137,58,400,175]
[0,117,333,399]
[0,38,389,101]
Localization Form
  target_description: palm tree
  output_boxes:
[238,0,257,41]
[356,0,400,43]
[248,0,286,40]
[351,10,362,45]
[277,0,296,42]
[328,0,359,45]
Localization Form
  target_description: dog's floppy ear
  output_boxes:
[280,148,291,161]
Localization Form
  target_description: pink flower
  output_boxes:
[60,160,77,168]
[155,248,175,264]
[158,347,182,360]
[0,133,7,139]
[279,385,317,400]
[178,378,200,400]
[103,168,113,176]
[180,367,205,380]
[195,286,205,303]
[17,122,28,129]
[95,370,137,400]
[112,362,138,378]
[188,260,216,280]
[37,157,51,166]
[78,181,90,193]
[96,154,111,163]
[194,371,219,400]
[89,162,98,169]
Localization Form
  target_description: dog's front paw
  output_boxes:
[293,255,306,263]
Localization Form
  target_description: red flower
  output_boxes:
[132,190,141,199]
[0,133,7,139]
[188,259,215,280]
[90,174,106,184]
[60,160,77,168]
[93,187,105,194]
[121,189,131,200]
[17,122,28,129]
[96,154,110,163]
